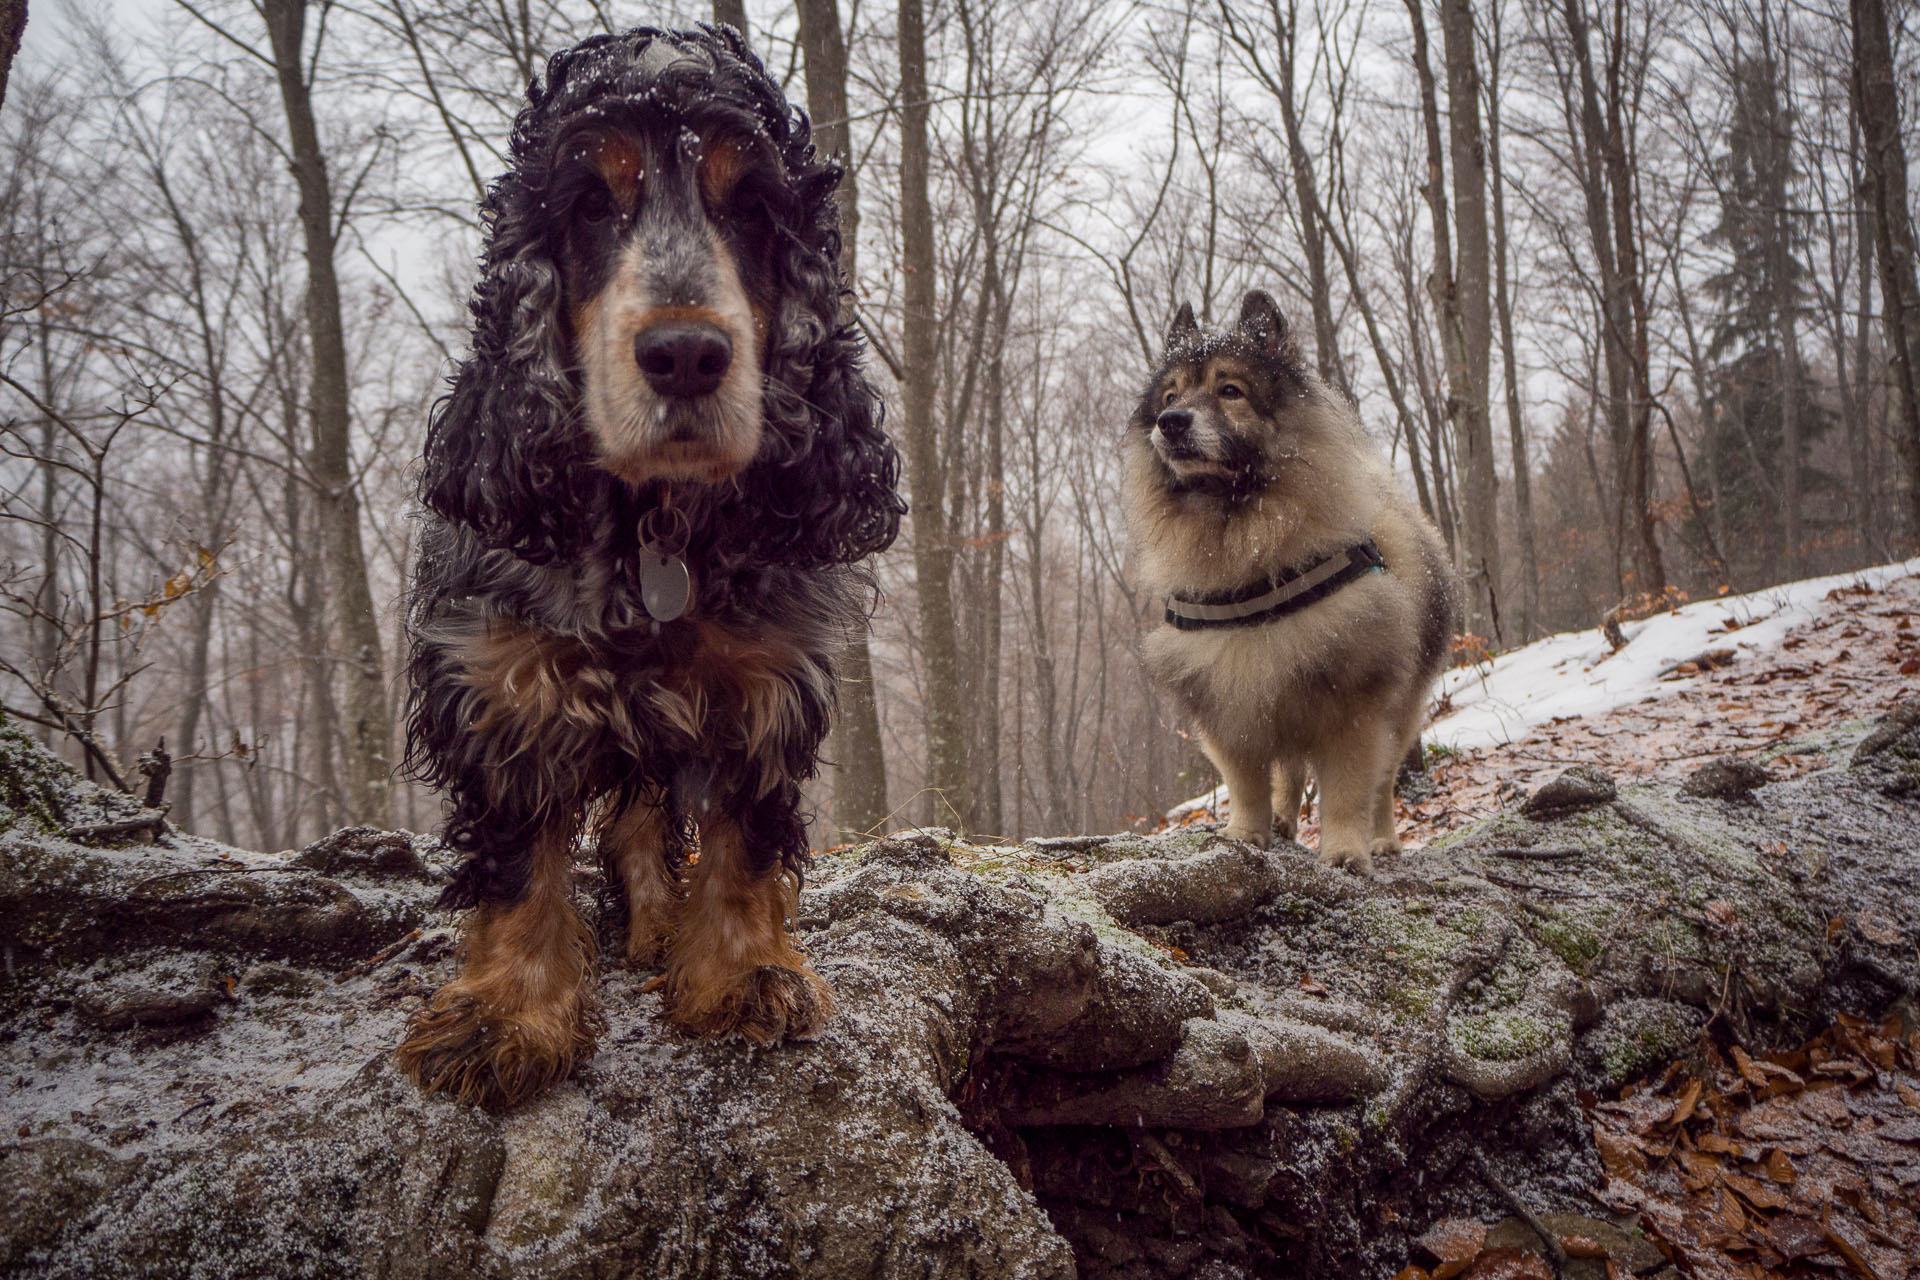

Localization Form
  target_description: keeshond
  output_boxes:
[1124,290,1459,873]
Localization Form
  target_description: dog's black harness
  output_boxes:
[1164,539,1387,631]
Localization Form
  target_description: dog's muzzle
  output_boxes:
[635,322,733,399]
[1153,408,1201,460]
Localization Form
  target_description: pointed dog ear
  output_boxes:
[1164,301,1199,352]
[1236,289,1291,354]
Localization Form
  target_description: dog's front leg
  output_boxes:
[603,790,685,967]
[1314,730,1400,876]
[1203,732,1275,848]
[397,828,600,1108]
[658,786,831,1043]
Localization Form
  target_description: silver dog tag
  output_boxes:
[639,549,692,623]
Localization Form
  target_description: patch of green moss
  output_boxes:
[1047,886,1167,963]
[1596,1005,1697,1084]
[1450,1009,1565,1063]
[0,714,68,835]
[1533,909,1608,971]
[1384,984,1436,1018]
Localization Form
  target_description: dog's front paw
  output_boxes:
[1316,845,1374,876]
[1368,835,1403,861]
[1223,824,1273,849]
[397,988,598,1110]
[625,924,674,969]
[662,959,833,1044]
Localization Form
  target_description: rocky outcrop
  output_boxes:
[1,701,1917,1279]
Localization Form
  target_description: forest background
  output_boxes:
[2,0,1917,851]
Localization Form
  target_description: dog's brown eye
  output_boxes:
[578,186,620,225]
[1218,382,1244,400]
[1162,389,1176,406]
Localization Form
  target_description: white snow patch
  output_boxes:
[1428,557,1920,752]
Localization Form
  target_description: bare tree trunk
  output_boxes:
[1407,0,1500,638]
[261,0,391,826]
[898,0,969,828]
[1850,0,1920,541]
[797,0,891,839]
[1439,0,1501,643]
[1556,0,1664,596]
[978,331,1006,835]
[0,0,24,115]
[1852,107,1880,556]
[711,0,748,39]
[1485,0,1538,640]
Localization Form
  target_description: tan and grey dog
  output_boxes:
[1124,290,1458,873]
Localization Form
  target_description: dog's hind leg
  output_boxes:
[1369,781,1401,860]
[1369,701,1430,861]
[602,790,684,968]
[397,828,601,1109]
[659,800,832,1043]
[1271,759,1307,843]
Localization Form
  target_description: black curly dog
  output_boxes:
[397,25,903,1109]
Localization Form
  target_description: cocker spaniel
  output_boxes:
[396,25,903,1109]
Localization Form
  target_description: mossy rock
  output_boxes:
[0,715,70,836]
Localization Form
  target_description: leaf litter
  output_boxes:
[1360,567,1920,1277]
[1385,1013,1920,1280]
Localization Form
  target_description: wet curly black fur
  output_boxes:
[407,26,903,911]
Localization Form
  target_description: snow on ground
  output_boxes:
[1428,556,1920,751]
[1168,556,1920,824]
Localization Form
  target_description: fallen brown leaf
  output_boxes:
[1415,1217,1487,1280]
[1765,1147,1795,1184]
[1559,1234,1607,1258]
[1673,1077,1705,1125]
[1767,1215,1826,1259]
[1460,1248,1554,1280]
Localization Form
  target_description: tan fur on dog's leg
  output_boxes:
[1205,733,1274,848]
[1370,704,1427,860]
[1271,759,1307,843]
[658,815,831,1042]
[1370,779,1402,860]
[397,832,601,1109]
[603,794,683,967]
[1314,730,1398,875]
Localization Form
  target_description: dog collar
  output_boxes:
[1164,539,1387,631]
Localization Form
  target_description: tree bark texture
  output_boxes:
[898,0,971,828]
[0,0,25,116]
[1558,0,1665,597]
[1849,0,1920,541]
[261,0,392,827]
[1439,0,1502,644]
[1407,0,1501,641]
[710,0,748,40]
[1485,4,1539,640]
[797,0,892,839]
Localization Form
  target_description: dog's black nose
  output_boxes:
[634,323,733,398]
[1156,408,1194,440]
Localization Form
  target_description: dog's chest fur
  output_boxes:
[1144,572,1403,746]
[417,517,845,785]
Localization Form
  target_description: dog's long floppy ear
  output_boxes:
[1235,289,1291,354]
[1165,301,1200,353]
[723,55,905,570]
[420,204,603,564]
